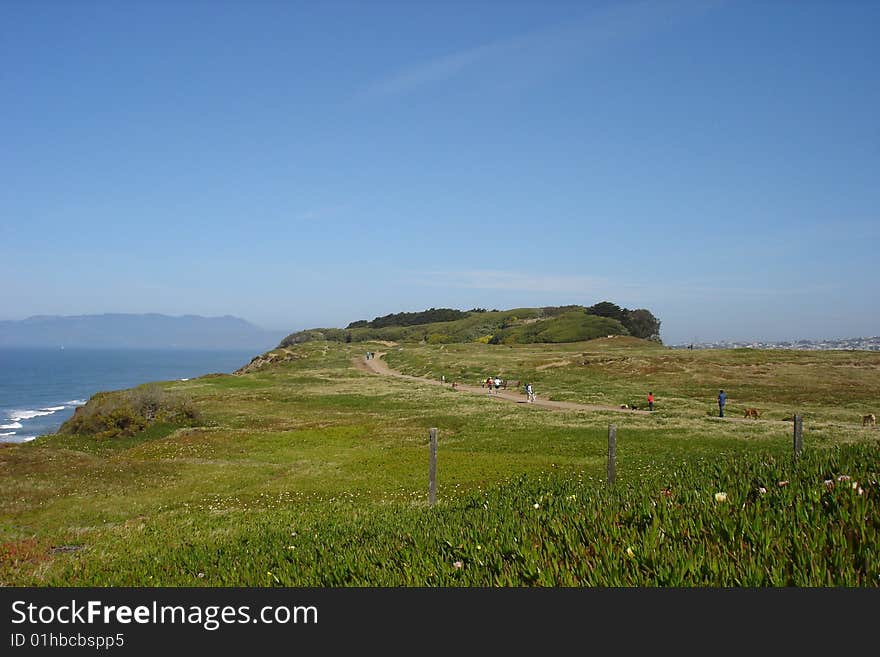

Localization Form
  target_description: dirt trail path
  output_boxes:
[354,352,650,415]
[353,352,831,427]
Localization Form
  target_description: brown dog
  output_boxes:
[744,408,760,419]
[863,414,876,427]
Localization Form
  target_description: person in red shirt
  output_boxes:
[647,391,654,412]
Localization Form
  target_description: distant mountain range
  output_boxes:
[0,314,286,350]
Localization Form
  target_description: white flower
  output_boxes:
[453,561,463,569]
[714,492,728,503]
[533,503,540,509]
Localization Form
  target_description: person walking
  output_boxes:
[486,377,494,394]
[526,382,536,403]
[717,389,727,418]
[647,391,654,412]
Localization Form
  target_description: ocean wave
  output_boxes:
[0,431,15,437]
[1,421,24,430]
[66,399,87,406]
[0,434,34,443]
[41,406,66,412]
[9,409,55,421]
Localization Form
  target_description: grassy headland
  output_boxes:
[278,303,660,346]
[1,332,878,585]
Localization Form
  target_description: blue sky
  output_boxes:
[3,0,878,344]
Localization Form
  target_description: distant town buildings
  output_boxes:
[671,337,880,351]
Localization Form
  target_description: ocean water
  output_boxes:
[0,347,257,443]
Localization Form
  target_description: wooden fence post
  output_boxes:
[793,414,803,459]
[607,424,616,486]
[429,427,438,506]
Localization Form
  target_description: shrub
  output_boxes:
[58,385,201,439]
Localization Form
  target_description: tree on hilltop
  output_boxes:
[587,301,661,341]
[587,301,627,323]
[348,308,469,329]
[625,308,661,341]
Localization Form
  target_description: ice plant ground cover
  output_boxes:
[1,339,877,586]
[5,442,876,586]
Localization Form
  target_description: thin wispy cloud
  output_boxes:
[357,0,722,101]
[645,281,840,302]
[418,269,608,294]
[419,269,837,301]
[360,41,516,100]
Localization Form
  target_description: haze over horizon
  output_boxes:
[1,309,875,348]
[4,1,878,345]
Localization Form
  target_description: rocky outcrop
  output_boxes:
[233,349,305,375]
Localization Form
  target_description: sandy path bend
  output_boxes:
[354,352,650,415]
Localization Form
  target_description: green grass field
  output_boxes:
[2,339,878,585]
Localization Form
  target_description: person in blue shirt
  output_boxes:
[717,390,727,417]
